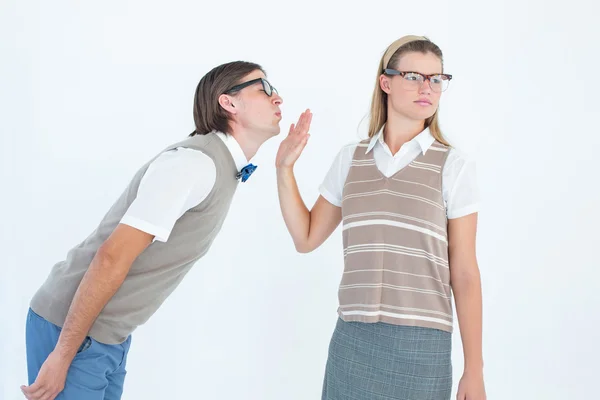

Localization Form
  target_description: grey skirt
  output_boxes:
[321,318,452,400]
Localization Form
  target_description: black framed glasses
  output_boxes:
[224,78,278,97]
[383,69,453,93]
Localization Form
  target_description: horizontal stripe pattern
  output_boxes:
[343,211,446,233]
[342,251,450,282]
[343,245,449,269]
[339,309,453,327]
[339,303,453,319]
[343,189,445,211]
[339,138,453,332]
[343,219,448,243]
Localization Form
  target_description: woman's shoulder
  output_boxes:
[442,142,478,178]
[335,138,370,158]
[446,144,475,164]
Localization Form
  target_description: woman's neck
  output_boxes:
[383,115,425,155]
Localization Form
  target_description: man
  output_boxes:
[21,61,291,400]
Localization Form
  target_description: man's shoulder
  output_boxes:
[149,146,216,172]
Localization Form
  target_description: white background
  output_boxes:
[1,0,599,399]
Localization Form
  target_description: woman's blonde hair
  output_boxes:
[368,35,449,146]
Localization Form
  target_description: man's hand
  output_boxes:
[21,223,153,399]
[21,350,71,400]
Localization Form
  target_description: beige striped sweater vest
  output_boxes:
[338,138,453,332]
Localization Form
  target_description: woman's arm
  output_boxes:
[449,212,486,399]
[275,110,342,253]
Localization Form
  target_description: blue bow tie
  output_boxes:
[236,163,257,182]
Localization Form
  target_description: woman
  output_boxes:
[276,35,486,399]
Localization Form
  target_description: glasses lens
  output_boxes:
[402,72,424,90]
[430,75,450,92]
[262,79,273,96]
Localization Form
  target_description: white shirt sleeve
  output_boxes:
[120,147,217,242]
[318,143,358,207]
[443,148,480,219]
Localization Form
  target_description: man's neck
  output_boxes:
[228,128,262,162]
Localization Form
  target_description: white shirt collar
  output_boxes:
[214,131,249,172]
[365,125,435,155]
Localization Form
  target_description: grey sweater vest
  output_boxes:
[30,132,239,344]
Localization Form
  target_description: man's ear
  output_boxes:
[218,94,237,114]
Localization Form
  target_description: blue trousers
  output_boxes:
[25,308,132,400]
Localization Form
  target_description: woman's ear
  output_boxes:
[379,74,392,94]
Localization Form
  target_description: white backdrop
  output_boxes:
[2,0,599,399]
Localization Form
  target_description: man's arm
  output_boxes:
[21,224,153,400]
[22,147,216,400]
[56,224,153,359]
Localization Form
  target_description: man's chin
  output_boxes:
[258,127,280,142]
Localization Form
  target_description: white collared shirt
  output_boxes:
[318,127,479,219]
[120,131,248,242]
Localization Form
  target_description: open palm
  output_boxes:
[276,109,312,169]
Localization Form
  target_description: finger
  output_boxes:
[291,117,303,135]
[25,383,47,400]
[295,110,309,130]
[20,383,36,396]
[40,390,57,400]
[301,111,313,134]
[21,386,45,400]
[288,123,295,135]
[297,111,311,133]
[304,112,313,131]
[294,132,309,144]
[294,134,310,154]
[20,386,30,400]
[29,389,48,400]
[296,133,309,144]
